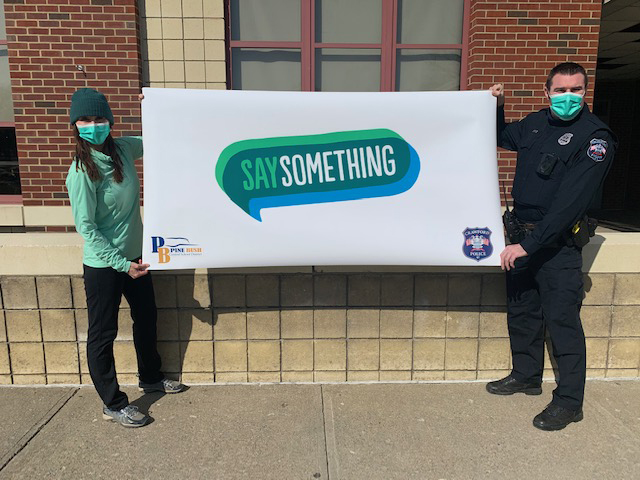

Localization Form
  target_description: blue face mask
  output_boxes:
[77,123,111,145]
[549,93,584,121]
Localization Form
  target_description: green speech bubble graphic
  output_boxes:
[216,129,420,221]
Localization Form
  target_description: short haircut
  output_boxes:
[545,62,588,90]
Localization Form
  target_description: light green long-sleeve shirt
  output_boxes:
[65,137,144,273]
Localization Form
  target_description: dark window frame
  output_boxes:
[0,35,21,200]
[225,0,471,91]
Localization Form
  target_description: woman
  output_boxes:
[65,88,183,428]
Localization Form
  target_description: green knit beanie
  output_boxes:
[69,88,114,125]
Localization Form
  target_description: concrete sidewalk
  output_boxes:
[0,381,638,480]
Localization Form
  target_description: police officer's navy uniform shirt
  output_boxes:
[497,104,617,255]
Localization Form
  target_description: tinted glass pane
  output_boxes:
[0,164,20,194]
[232,48,301,91]
[231,0,300,42]
[0,127,20,194]
[395,49,461,91]
[1,0,7,39]
[315,49,380,91]
[0,51,14,122]
[397,0,464,44]
[315,0,382,43]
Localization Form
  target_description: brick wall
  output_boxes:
[466,0,603,192]
[3,0,143,210]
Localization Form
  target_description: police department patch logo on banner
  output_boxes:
[462,228,493,262]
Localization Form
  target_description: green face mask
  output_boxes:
[77,123,111,145]
[549,92,584,121]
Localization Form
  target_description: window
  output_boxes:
[228,0,468,92]
[0,0,20,195]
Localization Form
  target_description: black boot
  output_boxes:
[533,403,583,431]
[486,375,542,395]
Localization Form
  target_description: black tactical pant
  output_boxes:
[84,263,163,410]
[506,245,586,410]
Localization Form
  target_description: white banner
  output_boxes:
[141,88,504,269]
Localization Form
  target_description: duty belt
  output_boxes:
[518,220,590,248]
[517,220,565,247]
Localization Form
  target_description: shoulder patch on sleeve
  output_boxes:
[587,138,608,162]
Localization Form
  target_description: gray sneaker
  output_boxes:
[102,404,149,428]
[138,378,185,394]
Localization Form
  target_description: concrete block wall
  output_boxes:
[139,0,226,89]
[1,272,638,385]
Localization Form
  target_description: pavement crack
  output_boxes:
[0,387,79,473]
[321,385,340,480]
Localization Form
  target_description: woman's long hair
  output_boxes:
[73,126,124,183]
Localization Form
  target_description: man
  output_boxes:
[486,62,616,431]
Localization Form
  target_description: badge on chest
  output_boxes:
[558,133,573,145]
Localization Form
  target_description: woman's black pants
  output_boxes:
[83,264,163,410]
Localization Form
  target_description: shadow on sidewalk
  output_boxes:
[130,386,192,421]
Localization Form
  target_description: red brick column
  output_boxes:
[4,0,142,212]
[466,0,603,189]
